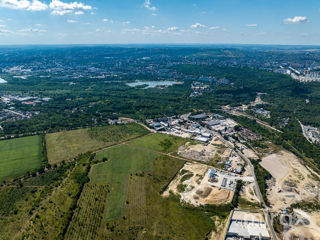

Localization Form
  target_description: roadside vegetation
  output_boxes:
[250,159,272,206]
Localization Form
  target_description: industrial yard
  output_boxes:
[163,163,235,206]
[163,162,255,206]
[146,111,320,240]
[225,210,271,240]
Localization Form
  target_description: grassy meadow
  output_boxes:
[46,123,149,164]
[0,135,43,183]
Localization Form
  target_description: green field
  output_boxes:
[46,123,149,164]
[129,133,188,153]
[90,134,216,239]
[0,135,43,183]
[91,144,159,219]
[99,154,215,240]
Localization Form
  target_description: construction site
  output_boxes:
[163,163,236,206]
[163,162,254,207]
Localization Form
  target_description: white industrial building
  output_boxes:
[225,210,271,240]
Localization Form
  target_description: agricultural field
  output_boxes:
[46,123,149,164]
[64,184,109,240]
[91,144,159,219]
[99,155,216,240]
[0,135,43,183]
[129,133,188,153]
[0,128,220,240]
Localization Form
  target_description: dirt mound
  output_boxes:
[196,187,212,198]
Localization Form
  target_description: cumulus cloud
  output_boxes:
[246,23,257,27]
[284,16,308,24]
[190,22,206,28]
[50,0,92,15]
[144,0,156,11]
[102,18,108,22]
[0,0,48,11]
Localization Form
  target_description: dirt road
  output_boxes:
[226,109,282,133]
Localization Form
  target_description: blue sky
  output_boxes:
[0,0,319,45]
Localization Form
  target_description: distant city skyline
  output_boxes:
[0,0,319,45]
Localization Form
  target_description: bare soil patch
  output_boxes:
[178,144,222,163]
[260,151,320,212]
[261,152,289,180]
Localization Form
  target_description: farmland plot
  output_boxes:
[64,184,109,240]
[0,135,42,183]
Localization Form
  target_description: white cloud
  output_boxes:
[67,19,77,23]
[190,22,206,28]
[209,26,220,30]
[0,0,48,11]
[95,28,111,33]
[284,16,308,24]
[50,0,92,16]
[122,28,140,33]
[246,23,257,27]
[144,0,156,11]
[0,28,13,35]
[0,24,6,28]
[167,26,179,31]
[74,10,83,15]
[102,18,109,22]
[18,27,46,32]
[122,21,130,25]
